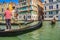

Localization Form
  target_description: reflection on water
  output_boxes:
[51,24,55,28]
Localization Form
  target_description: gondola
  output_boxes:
[0,21,42,37]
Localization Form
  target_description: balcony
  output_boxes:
[44,8,60,12]
[18,8,33,12]
[44,1,60,5]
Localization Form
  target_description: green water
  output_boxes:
[0,21,60,40]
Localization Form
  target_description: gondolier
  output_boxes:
[4,8,12,30]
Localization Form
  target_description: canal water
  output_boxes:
[0,21,60,40]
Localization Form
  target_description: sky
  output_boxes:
[0,0,18,4]
[41,0,44,2]
[0,0,44,4]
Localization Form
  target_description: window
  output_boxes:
[56,11,59,14]
[45,12,46,15]
[27,16,31,19]
[45,16,46,18]
[56,4,58,9]
[49,6,53,9]
[45,6,46,10]
[49,11,53,15]
[49,0,53,2]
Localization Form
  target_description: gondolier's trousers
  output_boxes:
[5,19,11,29]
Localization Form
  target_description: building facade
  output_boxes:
[44,0,60,20]
[17,0,44,21]
[0,0,44,21]
[0,0,18,20]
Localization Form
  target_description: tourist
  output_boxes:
[12,6,18,23]
[4,8,12,30]
[12,6,16,20]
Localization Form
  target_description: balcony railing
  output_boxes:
[44,8,60,12]
[18,8,33,12]
[44,1,60,5]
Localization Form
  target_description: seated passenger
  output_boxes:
[51,17,56,24]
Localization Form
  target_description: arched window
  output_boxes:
[49,5,53,9]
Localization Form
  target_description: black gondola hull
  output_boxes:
[0,21,42,37]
